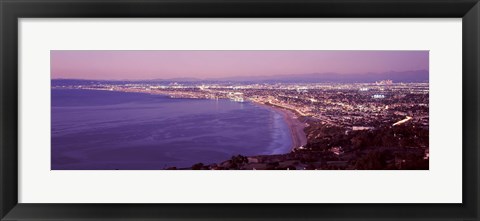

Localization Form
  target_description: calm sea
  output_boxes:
[51,89,292,169]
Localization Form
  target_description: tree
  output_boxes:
[354,150,388,169]
[192,163,204,170]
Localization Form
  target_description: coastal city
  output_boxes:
[53,80,429,170]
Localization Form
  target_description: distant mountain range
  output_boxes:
[52,70,428,85]
[208,70,429,83]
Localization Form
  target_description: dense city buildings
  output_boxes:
[53,80,429,170]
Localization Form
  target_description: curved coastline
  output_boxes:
[74,87,307,152]
[251,102,308,151]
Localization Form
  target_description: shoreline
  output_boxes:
[252,102,308,151]
[60,87,307,151]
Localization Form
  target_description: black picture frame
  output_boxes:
[1,0,479,220]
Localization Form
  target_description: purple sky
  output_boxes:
[51,50,429,80]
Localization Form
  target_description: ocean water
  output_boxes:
[51,89,292,169]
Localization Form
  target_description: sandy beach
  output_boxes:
[81,87,307,151]
[253,102,308,150]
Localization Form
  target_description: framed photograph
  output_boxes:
[1,0,479,220]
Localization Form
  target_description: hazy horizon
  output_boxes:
[51,69,429,82]
[51,50,429,80]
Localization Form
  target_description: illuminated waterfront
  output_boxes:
[51,88,294,169]
[52,80,429,170]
